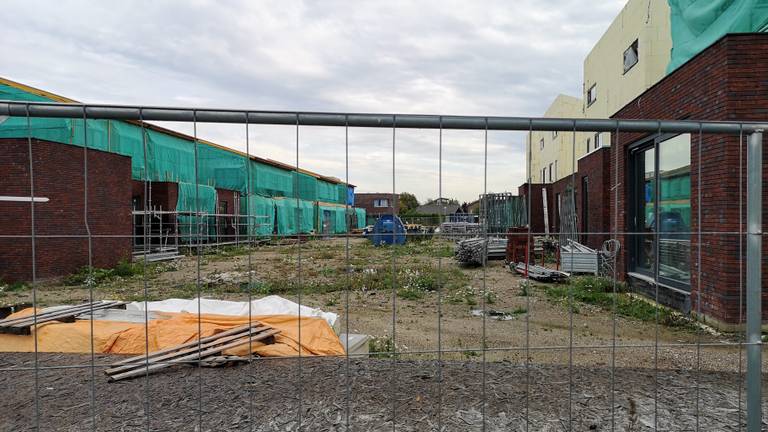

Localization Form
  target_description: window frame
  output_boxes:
[628,132,691,291]
[373,198,389,208]
[623,39,639,74]
[586,83,597,107]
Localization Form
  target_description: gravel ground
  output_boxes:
[1,353,764,431]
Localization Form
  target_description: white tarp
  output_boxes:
[126,295,338,327]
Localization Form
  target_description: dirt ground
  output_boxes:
[0,353,762,431]
[0,237,751,370]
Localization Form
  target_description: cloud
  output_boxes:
[0,0,625,202]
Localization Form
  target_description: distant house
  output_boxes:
[414,198,460,216]
[354,193,397,224]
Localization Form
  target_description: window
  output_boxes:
[218,200,228,215]
[586,138,591,152]
[630,133,691,289]
[554,160,558,180]
[542,167,546,183]
[540,138,545,151]
[552,131,558,139]
[587,83,597,106]
[373,199,389,208]
[594,132,601,149]
[623,39,639,73]
[548,163,553,183]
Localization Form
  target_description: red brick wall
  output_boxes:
[611,34,768,324]
[577,148,611,250]
[131,180,178,211]
[0,138,133,282]
[518,183,553,235]
[355,193,397,219]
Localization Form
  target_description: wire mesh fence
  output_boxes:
[0,100,766,431]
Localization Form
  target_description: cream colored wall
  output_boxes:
[526,0,672,184]
[583,0,672,147]
[528,94,592,183]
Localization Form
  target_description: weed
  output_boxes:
[369,336,395,358]
[518,281,531,297]
[545,276,694,329]
[512,306,528,315]
[484,289,496,304]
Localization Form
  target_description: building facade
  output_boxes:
[527,0,673,185]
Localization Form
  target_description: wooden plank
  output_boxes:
[108,328,280,382]
[108,322,262,367]
[6,301,125,328]
[0,301,111,326]
[0,301,127,335]
[104,325,270,375]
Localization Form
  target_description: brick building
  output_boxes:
[611,33,768,327]
[354,193,397,224]
[0,139,132,282]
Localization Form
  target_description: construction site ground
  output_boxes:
[0,237,760,430]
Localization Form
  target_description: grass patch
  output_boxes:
[545,276,694,329]
[63,259,175,287]
[369,336,395,358]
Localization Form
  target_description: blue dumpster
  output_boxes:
[370,215,406,246]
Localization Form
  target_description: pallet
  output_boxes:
[0,301,127,335]
[105,322,279,382]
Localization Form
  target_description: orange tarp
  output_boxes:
[0,309,345,357]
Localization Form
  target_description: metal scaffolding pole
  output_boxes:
[2,100,768,134]
[747,131,763,432]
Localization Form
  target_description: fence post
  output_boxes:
[747,131,763,431]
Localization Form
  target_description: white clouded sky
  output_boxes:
[1,0,625,202]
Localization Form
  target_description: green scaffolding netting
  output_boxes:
[668,0,768,72]
[355,208,367,229]
[317,205,347,234]
[176,182,217,243]
[273,199,316,235]
[0,82,367,238]
[0,81,350,205]
[241,194,276,237]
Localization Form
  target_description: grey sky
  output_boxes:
[1,0,625,202]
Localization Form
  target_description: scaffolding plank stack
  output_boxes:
[104,322,279,381]
[0,301,127,335]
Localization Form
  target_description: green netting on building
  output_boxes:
[176,182,217,243]
[668,0,768,72]
[316,181,338,203]
[273,199,315,235]
[317,205,347,234]
[355,208,367,229]
[241,194,276,237]
[0,82,365,236]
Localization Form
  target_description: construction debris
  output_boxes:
[439,221,482,239]
[0,301,127,335]
[104,322,279,381]
[560,239,599,275]
[455,237,507,265]
[511,262,569,283]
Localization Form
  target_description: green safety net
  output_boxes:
[273,199,315,235]
[0,82,367,238]
[667,0,768,72]
[355,208,367,229]
[317,205,347,234]
[240,194,275,237]
[176,182,217,243]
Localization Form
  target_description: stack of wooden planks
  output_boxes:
[104,322,280,382]
[0,301,127,335]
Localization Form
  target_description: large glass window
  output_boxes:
[631,134,691,288]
